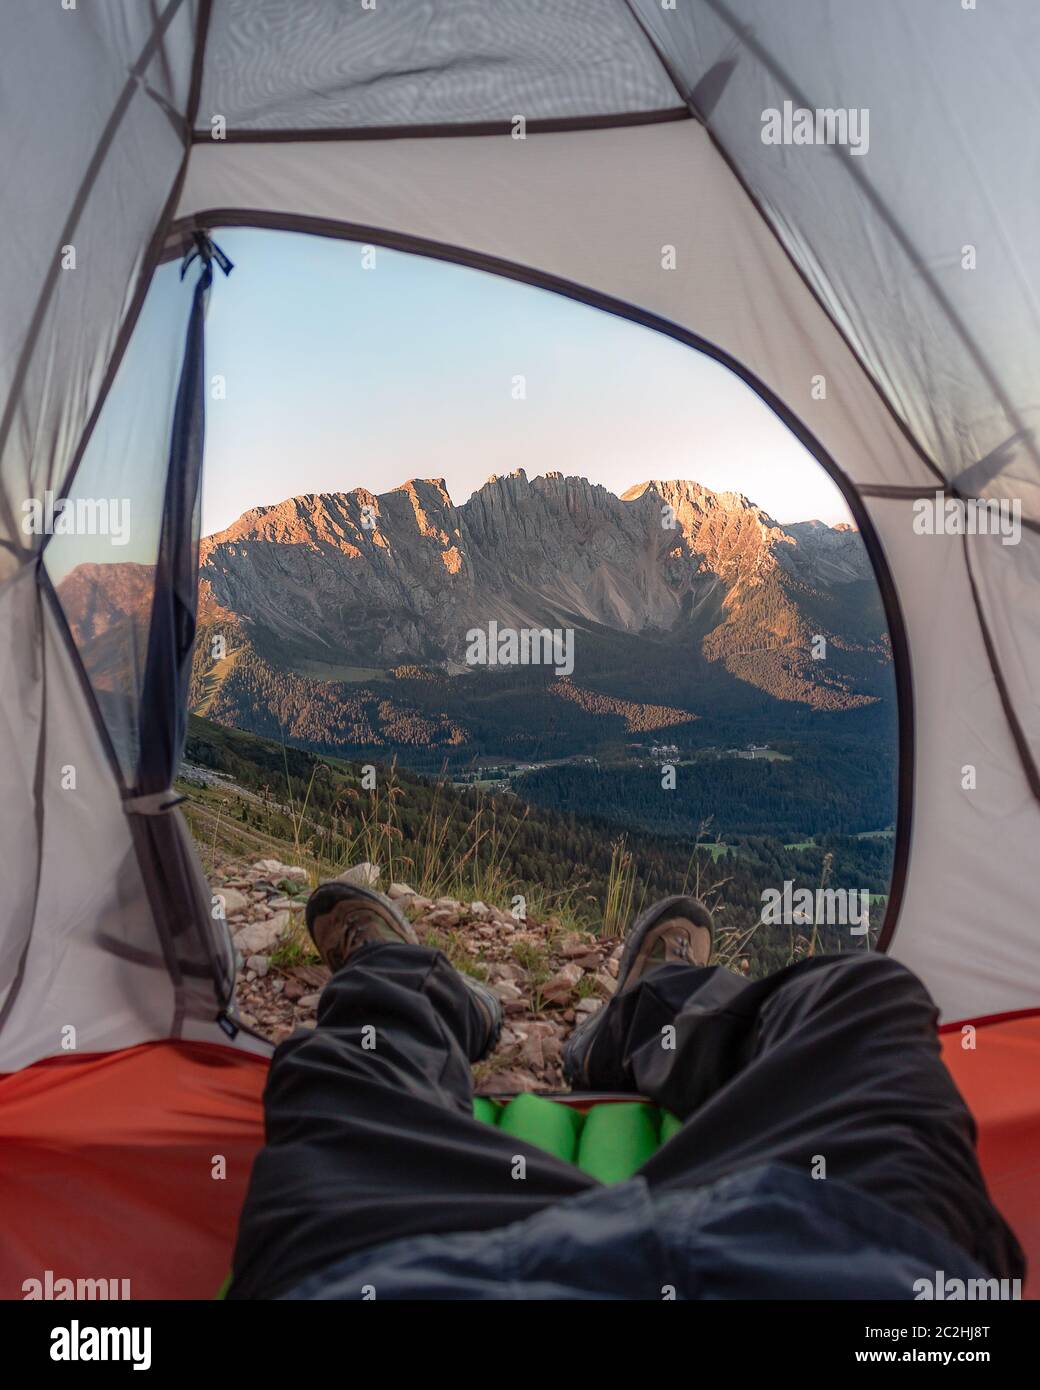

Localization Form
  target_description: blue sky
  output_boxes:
[201,228,853,536]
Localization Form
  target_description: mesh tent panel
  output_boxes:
[0,588,176,1070]
[628,0,1040,519]
[45,260,197,782]
[198,0,679,132]
[0,2,238,1066]
[0,0,198,579]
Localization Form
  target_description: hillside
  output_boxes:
[54,473,895,779]
[180,712,891,992]
[178,472,895,773]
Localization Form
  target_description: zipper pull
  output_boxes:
[181,231,234,280]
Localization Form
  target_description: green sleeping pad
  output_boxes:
[218,1096,684,1294]
[474,1094,681,1181]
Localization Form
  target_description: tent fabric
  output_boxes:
[629,0,1040,521]
[1,0,1034,1040]
[44,258,197,782]
[0,0,199,577]
[0,0,1037,1288]
[0,1042,268,1301]
[175,122,931,495]
[0,240,234,1070]
[0,2,248,1072]
[198,0,680,132]
[0,565,182,1071]
[1,1027,1035,1301]
[861,499,1040,1018]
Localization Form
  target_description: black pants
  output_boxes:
[229,945,1024,1299]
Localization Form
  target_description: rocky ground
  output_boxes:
[215,856,622,1092]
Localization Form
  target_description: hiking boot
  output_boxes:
[563,895,714,1088]
[304,881,503,1061]
[306,881,419,972]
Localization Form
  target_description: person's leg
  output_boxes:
[588,951,1024,1279]
[229,943,596,1299]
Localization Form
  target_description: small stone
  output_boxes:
[403,895,433,919]
[559,934,588,956]
[335,862,381,888]
[388,882,418,899]
[523,1021,556,1038]
[246,954,269,978]
[487,962,522,983]
[468,901,490,919]
[233,910,290,956]
[572,952,604,970]
[541,962,583,1002]
[604,957,620,979]
[492,981,524,1002]
[431,905,466,925]
[297,992,322,1010]
[272,1025,293,1044]
[575,997,602,1016]
[290,964,331,987]
[219,888,250,916]
[477,1069,533,1093]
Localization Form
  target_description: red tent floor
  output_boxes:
[1,1016,1037,1300]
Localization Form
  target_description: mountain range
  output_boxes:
[58,471,894,763]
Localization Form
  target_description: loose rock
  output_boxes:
[336,862,381,888]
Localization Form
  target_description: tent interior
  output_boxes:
[1,0,1037,1299]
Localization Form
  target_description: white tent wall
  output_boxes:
[629,0,1040,520]
[0,592,174,1072]
[0,568,44,1008]
[861,499,1040,1019]
[0,0,230,1069]
[971,527,1040,761]
[0,0,200,574]
[2,1,1037,1064]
